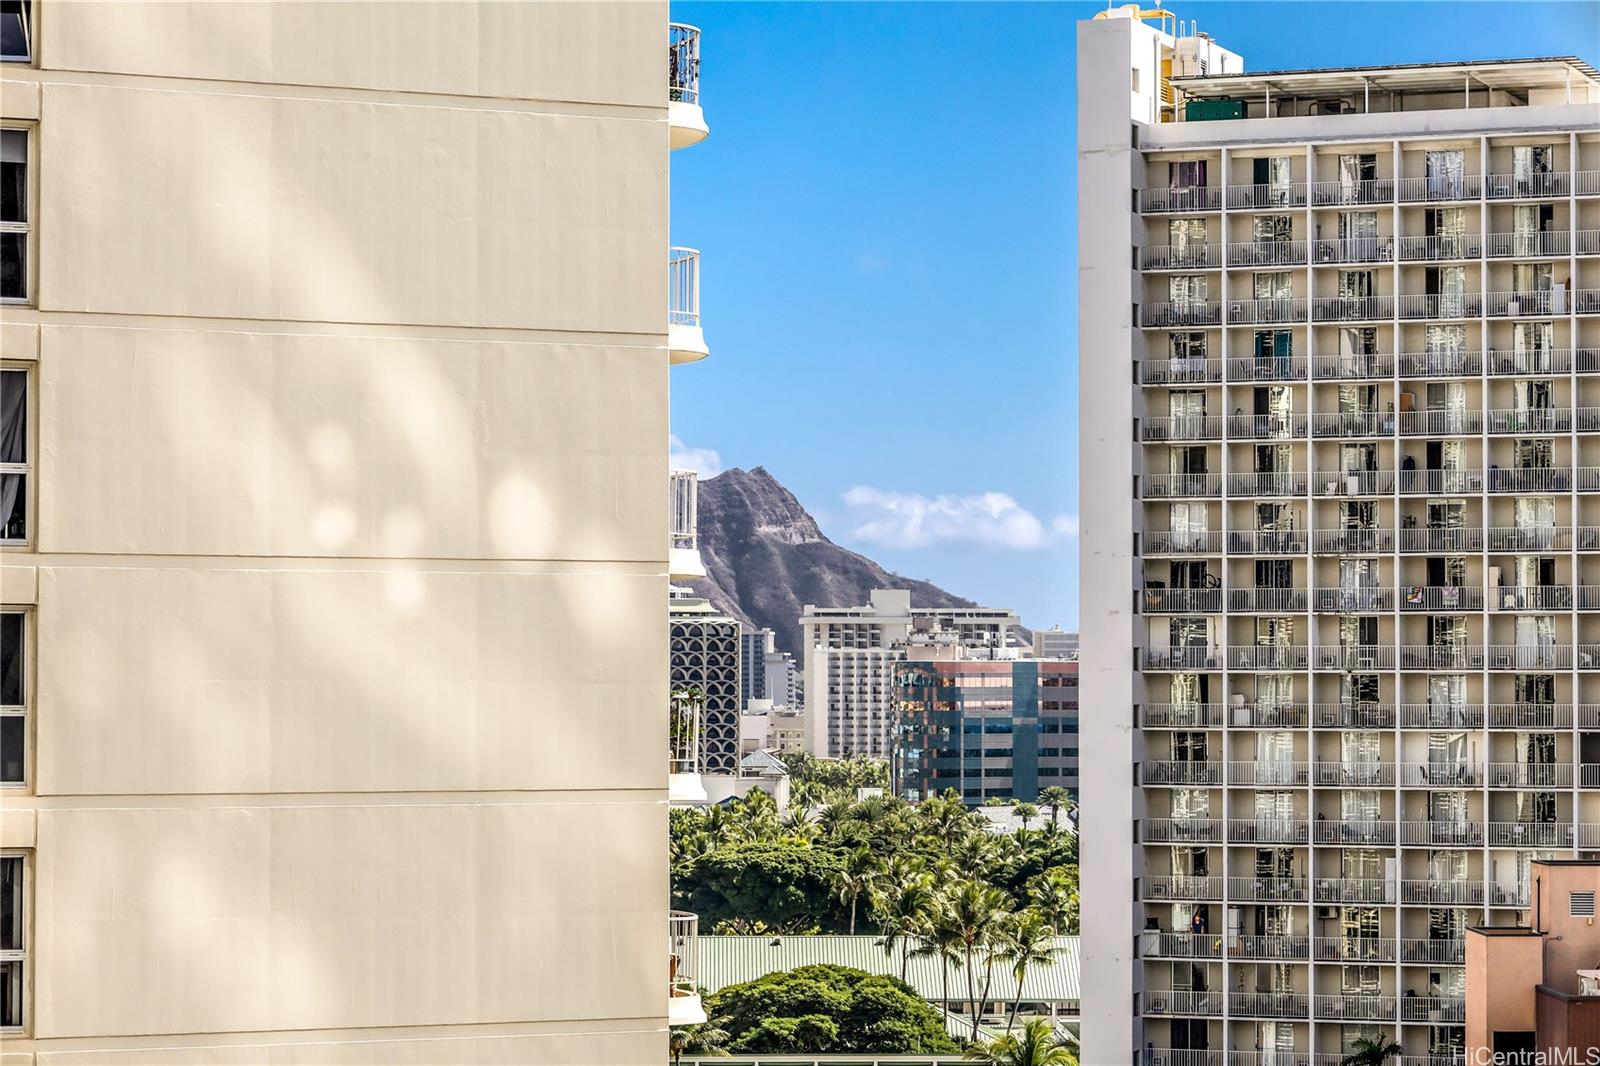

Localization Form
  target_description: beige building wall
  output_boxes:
[2,3,673,1062]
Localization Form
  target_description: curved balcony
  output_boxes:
[668,24,708,149]
[669,911,706,1025]
[669,688,706,804]
[668,470,704,580]
[669,247,709,363]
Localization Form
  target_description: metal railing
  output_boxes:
[1143,990,1224,1016]
[1579,171,1600,196]
[1402,879,1482,905]
[1148,1051,1225,1066]
[1486,290,1561,317]
[1489,467,1570,493]
[1399,703,1484,729]
[1396,175,1481,203]
[670,470,698,551]
[1226,356,1308,382]
[1227,472,1307,496]
[1313,296,1393,322]
[1398,820,1483,847]
[1399,528,1483,553]
[1229,934,1309,960]
[1313,760,1394,787]
[1142,588,1222,613]
[1142,301,1222,327]
[1226,413,1307,439]
[1489,882,1531,907]
[1226,876,1307,902]
[1311,411,1392,438]
[1228,992,1308,1020]
[1582,765,1600,789]
[1227,646,1310,671]
[1578,288,1600,315]
[1312,528,1393,552]
[668,23,701,105]
[669,910,700,1000]
[1486,171,1568,199]
[1140,186,1222,213]
[1142,473,1222,498]
[1145,530,1223,555]
[1397,409,1481,435]
[1227,182,1308,209]
[1143,647,1224,671]
[669,246,701,327]
[1230,530,1308,554]
[1311,178,1393,206]
[1486,763,1572,788]
[1485,647,1573,671]
[1484,526,1570,552]
[1314,936,1395,962]
[1489,585,1573,611]
[1313,878,1395,904]
[1144,931,1223,959]
[1487,822,1573,847]
[1315,819,1395,845]
[1403,762,1482,787]
[1313,703,1395,729]
[669,692,703,777]
[1486,230,1569,258]
[1312,588,1394,613]
[1227,298,1307,325]
[1397,234,1480,262]
[1144,875,1222,900]
[1313,469,1395,497]
[1397,293,1482,320]
[1140,357,1222,384]
[1227,702,1308,728]
[1140,704,1224,728]
[1397,646,1485,670]
[1398,349,1481,377]
[1228,588,1306,612]
[1579,229,1600,255]
[1399,996,1465,1024]
[1228,818,1310,844]
[1313,352,1393,379]
[1228,240,1307,267]
[1314,237,1394,264]
[1488,703,1573,728]
[1227,761,1309,786]
[1142,760,1224,786]
[1313,645,1395,670]
[1142,244,1223,270]
[1396,586,1483,611]
[1142,415,1221,442]
[1314,994,1396,1022]
[1141,818,1223,844]
[1485,407,1571,434]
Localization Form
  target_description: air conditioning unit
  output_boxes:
[1316,906,1338,920]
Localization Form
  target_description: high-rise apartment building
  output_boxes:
[0,3,704,1059]
[893,658,1080,804]
[802,589,1019,757]
[1077,9,1600,1065]
[1035,626,1082,660]
[740,626,800,710]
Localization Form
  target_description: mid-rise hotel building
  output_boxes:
[1077,8,1600,1064]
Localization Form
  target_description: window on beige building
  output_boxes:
[0,129,26,302]
[0,611,20,785]
[0,369,24,543]
[0,852,23,1030]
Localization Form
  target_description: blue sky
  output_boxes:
[668,1,1599,631]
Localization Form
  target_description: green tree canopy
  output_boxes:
[706,964,958,1055]
[676,841,848,932]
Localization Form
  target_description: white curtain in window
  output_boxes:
[1512,321,1554,372]
[1342,848,1384,879]
[1254,214,1292,243]
[1513,145,1553,184]
[1514,262,1553,294]
[1170,274,1208,305]
[1428,675,1466,727]
[1339,270,1374,299]
[1169,217,1206,259]
[1171,673,1202,711]
[1255,271,1292,300]
[1513,204,1543,256]
[1171,787,1210,819]
[1257,673,1294,711]
[1169,390,1206,418]
[1516,731,1556,767]
[1256,731,1295,780]
[1341,789,1380,823]
[1341,965,1380,995]
[1427,733,1468,779]
[1429,850,1466,882]
[1425,149,1465,196]
[1341,731,1380,765]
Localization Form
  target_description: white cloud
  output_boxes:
[669,435,722,478]
[842,486,1077,551]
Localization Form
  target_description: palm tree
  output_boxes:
[1013,803,1040,832]
[963,1018,1077,1066]
[1037,786,1071,833]
[914,896,965,1031]
[1026,866,1080,935]
[833,845,880,934]
[991,909,1063,1031]
[872,869,935,981]
[670,1020,729,1065]
[1340,1036,1402,1066]
[944,878,1010,1040]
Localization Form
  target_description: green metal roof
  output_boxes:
[698,935,1080,1005]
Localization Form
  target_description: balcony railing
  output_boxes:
[1397,586,1483,611]
[1144,875,1222,901]
[668,23,701,105]
[1226,876,1307,902]
[1399,349,1482,377]
[1228,588,1306,612]
[1579,288,1600,315]
[1487,822,1573,847]
[1141,704,1224,728]
[1140,357,1222,384]
[1486,407,1570,434]
[1402,879,1482,905]
[1488,703,1573,729]
[1142,415,1221,442]
[1226,413,1307,439]
[1314,936,1395,963]
[1315,819,1395,845]
[1229,818,1310,844]
[1404,762,1483,787]
[1144,990,1224,1016]
[1145,530,1223,555]
[1313,760,1394,787]
[1486,763,1572,788]
[1229,934,1309,960]
[1581,171,1600,197]
[1485,526,1569,552]
[1399,703,1484,729]
[1142,473,1221,498]
[1313,877,1395,904]
[1400,996,1465,1024]
[1486,231,1569,258]
[1227,298,1307,325]
[1312,411,1392,438]
[1142,818,1223,844]
[1580,230,1600,256]
[1143,244,1223,270]
[1489,585,1572,611]
[1313,703,1395,729]
[1314,470,1394,497]
[1313,296,1393,322]
[1397,235,1481,262]
[1228,702,1308,728]
[1143,760,1224,786]
[1398,409,1481,435]
[1228,472,1308,496]
[669,691,703,777]
[1398,820,1483,847]
[1486,171,1568,199]
[1311,178,1393,206]
[1228,240,1307,267]
[1149,1051,1225,1066]
[1141,186,1222,213]
[1227,646,1310,671]
[1399,528,1483,553]
[1226,355,1309,382]
[1489,467,1569,493]
[1143,647,1223,671]
[1144,931,1223,959]
[1312,588,1395,613]
[1313,528,1392,553]
[1230,530,1308,554]
[1227,182,1307,209]
[1397,293,1482,320]
[1228,992,1308,1020]
[1487,290,1561,317]
[1489,882,1531,907]
[1397,175,1481,203]
[669,910,700,1001]
[1143,301,1222,327]
[669,470,697,552]
[1313,645,1395,671]
[1142,588,1222,613]
[1314,237,1394,264]
[1227,760,1309,786]
[1398,646,1485,671]
[1314,352,1394,380]
[669,246,701,328]
[1486,646,1573,671]
[1314,994,1396,1023]
[1582,765,1600,789]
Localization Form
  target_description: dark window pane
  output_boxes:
[0,129,22,223]
[0,369,22,463]
[0,716,19,783]
[0,232,22,300]
[0,960,18,1027]
[0,1,27,63]
[0,474,21,541]
[0,855,17,950]
[0,614,18,706]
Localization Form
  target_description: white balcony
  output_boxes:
[668,470,704,580]
[669,688,706,805]
[669,911,706,1025]
[668,24,708,149]
[669,247,709,363]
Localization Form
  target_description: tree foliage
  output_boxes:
[706,964,958,1055]
[676,841,847,933]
